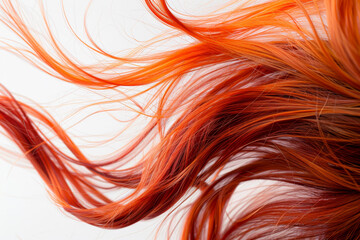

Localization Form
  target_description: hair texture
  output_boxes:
[0,0,358,239]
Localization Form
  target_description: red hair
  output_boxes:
[0,0,359,239]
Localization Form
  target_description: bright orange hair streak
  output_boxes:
[0,0,359,239]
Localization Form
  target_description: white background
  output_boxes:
[0,0,243,239]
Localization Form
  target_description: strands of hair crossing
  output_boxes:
[0,0,358,239]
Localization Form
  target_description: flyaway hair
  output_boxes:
[0,0,359,239]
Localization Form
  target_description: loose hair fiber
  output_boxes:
[0,0,359,239]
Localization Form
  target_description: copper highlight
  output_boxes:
[0,0,359,239]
